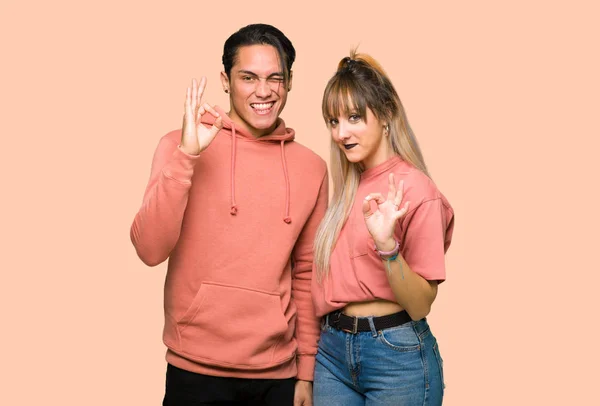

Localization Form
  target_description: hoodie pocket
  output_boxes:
[177,282,290,369]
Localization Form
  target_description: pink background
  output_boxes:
[2,0,599,404]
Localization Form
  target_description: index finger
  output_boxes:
[387,173,396,201]
[197,76,207,106]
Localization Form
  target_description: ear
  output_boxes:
[287,70,293,92]
[220,71,230,93]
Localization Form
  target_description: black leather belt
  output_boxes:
[326,310,412,334]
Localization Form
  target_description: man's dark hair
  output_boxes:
[222,23,295,84]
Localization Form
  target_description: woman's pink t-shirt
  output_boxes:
[312,156,455,317]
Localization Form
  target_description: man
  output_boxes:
[130,24,328,405]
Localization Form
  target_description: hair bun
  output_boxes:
[339,56,356,72]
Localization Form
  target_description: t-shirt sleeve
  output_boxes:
[399,198,454,282]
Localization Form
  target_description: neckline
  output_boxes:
[360,155,403,180]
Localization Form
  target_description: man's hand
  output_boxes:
[294,380,313,406]
[181,77,223,155]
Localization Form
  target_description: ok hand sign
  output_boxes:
[180,77,223,155]
[362,173,411,250]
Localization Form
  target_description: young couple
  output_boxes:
[131,23,454,406]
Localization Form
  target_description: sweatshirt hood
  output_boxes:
[201,106,295,224]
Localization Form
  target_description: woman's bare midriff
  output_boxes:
[342,299,404,317]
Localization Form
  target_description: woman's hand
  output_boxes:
[362,173,410,251]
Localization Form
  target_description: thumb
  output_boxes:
[362,196,374,219]
[208,115,223,138]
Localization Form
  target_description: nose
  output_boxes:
[255,79,271,98]
[337,121,351,141]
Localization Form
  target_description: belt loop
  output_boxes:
[413,318,426,337]
[334,310,342,325]
[340,315,358,334]
[367,317,378,337]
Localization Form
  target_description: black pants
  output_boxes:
[163,364,296,405]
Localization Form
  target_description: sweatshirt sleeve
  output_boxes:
[400,198,454,282]
[290,167,329,381]
[130,132,201,266]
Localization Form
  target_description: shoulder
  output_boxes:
[394,161,452,213]
[286,141,328,175]
[162,129,182,146]
[145,129,181,157]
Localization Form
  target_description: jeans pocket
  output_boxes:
[433,341,445,393]
[377,324,421,352]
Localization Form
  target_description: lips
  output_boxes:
[344,143,358,150]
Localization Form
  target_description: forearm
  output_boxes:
[291,267,320,381]
[291,169,328,380]
[130,173,191,266]
[130,140,198,266]
[364,180,446,320]
[382,253,438,320]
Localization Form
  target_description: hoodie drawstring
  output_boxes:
[230,122,238,215]
[227,121,291,224]
[280,140,292,224]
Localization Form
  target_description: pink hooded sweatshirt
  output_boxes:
[130,108,328,380]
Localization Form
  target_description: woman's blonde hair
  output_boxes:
[313,50,430,281]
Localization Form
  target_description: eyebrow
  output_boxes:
[237,70,284,78]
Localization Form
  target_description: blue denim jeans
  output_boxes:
[313,315,445,405]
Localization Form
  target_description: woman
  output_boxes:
[312,51,455,405]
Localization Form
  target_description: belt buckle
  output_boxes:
[341,316,358,334]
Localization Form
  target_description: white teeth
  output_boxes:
[251,102,274,109]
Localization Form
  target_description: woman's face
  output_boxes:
[328,106,392,169]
